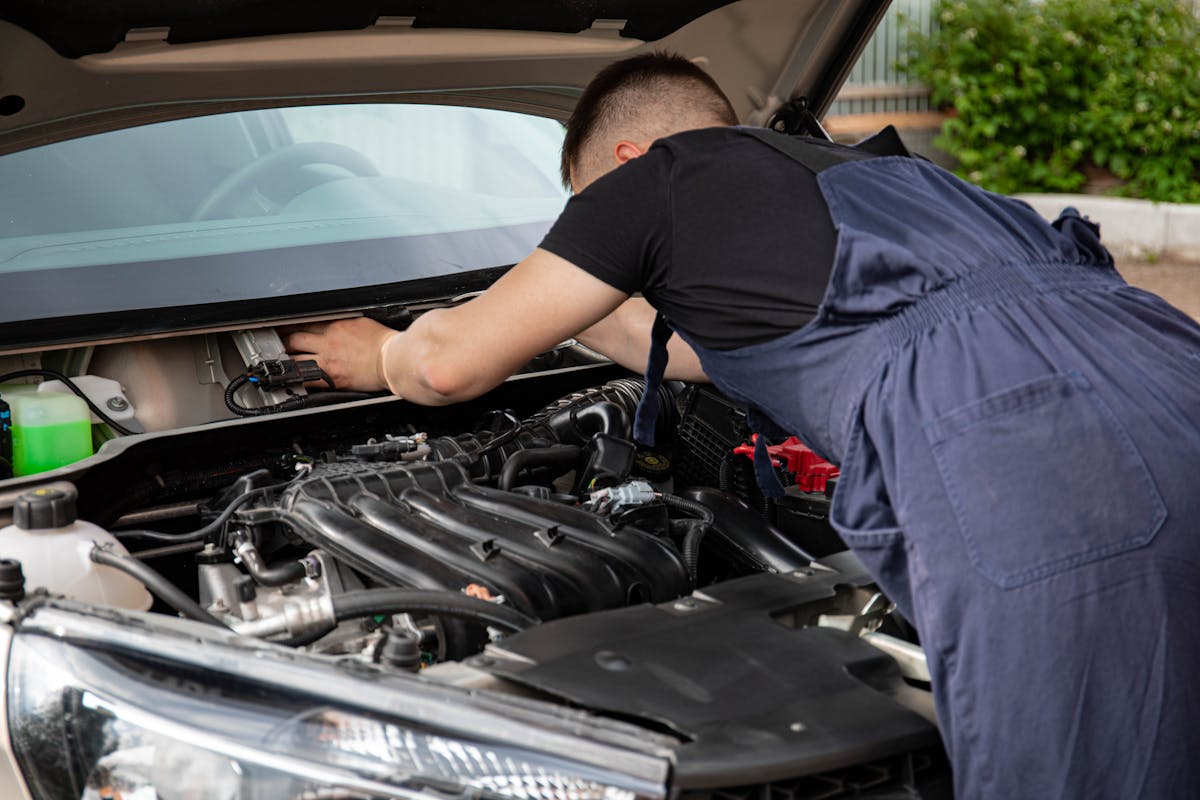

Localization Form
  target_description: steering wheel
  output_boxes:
[191,141,381,221]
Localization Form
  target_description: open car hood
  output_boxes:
[0,0,888,154]
[0,0,889,349]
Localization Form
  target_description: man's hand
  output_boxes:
[283,317,396,392]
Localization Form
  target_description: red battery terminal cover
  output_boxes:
[732,435,840,494]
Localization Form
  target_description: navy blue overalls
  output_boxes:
[635,128,1200,798]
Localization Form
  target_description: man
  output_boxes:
[286,54,1200,797]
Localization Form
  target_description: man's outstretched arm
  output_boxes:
[286,249,643,405]
[575,297,708,382]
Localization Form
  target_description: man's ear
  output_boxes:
[613,140,649,165]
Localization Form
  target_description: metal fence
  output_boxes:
[826,0,935,117]
[831,0,1200,118]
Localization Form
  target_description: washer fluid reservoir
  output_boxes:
[8,392,93,476]
[0,488,152,610]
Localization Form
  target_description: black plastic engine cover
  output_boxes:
[277,459,690,621]
[472,572,939,790]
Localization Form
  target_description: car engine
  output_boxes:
[143,377,816,662]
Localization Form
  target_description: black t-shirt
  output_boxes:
[539,126,837,351]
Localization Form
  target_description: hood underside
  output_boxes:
[0,0,888,155]
[1,1,740,58]
[0,0,888,347]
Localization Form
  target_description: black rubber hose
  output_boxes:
[90,546,232,628]
[718,451,736,493]
[660,493,715,585]
[470,410,523,459]
[544,401,629,444]
[498,445,581,491]
[574,400,629,438]
[681,521,708,586]
[525,378,666,431]
[660,492,716,525]
[0,368,134,436]
[132,541,207,560]
[117,478,296,544]
[232,535,307,587]
[330,589,538,633]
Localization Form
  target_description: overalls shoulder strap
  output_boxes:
[632,313,674,446]
[738,125,912,174]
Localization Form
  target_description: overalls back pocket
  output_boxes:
[924,372,1166,589]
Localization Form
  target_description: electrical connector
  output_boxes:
[586,480,656,515]
[350,434,427,461]
[248,359,330,389]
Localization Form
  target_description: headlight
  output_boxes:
[7,606,667,800]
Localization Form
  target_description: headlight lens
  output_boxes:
[8,632,657,800]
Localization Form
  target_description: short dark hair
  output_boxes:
[561,52,738,188]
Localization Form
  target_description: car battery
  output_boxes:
[675,385,847,557]
[732,435,846,558]
[773,482,844,557]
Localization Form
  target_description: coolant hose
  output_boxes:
[232,535,307,587]
[90,545,232,628]
[330,589,538,633]
[660,493,715,585]
[497,445,581,491]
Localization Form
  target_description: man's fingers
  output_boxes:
[284,331,323,354]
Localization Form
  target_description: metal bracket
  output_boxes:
[765,97,834,141]
[230,329,306,409]
[816,592,929,682]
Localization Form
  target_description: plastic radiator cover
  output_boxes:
[471,572,939,790]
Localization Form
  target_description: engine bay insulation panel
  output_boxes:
[474,571,939,789]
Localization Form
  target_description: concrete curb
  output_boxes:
[1016,194,1200,264]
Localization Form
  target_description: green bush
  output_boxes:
[904,0,1200,202]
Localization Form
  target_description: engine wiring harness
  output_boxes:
[224,358,375,417]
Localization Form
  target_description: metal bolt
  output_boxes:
[106,397,129,412]
[595,650,634,671]
[789,722,806,733]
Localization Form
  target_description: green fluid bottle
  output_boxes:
[8,392,93,476]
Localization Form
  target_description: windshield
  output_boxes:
[0,103,568,327]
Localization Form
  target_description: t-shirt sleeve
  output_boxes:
[538,147,672,295]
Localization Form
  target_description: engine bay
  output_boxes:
[0,331,947,794]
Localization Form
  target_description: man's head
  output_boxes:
[561,52,738,192]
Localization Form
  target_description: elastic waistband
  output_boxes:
[877,260,1124,348]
